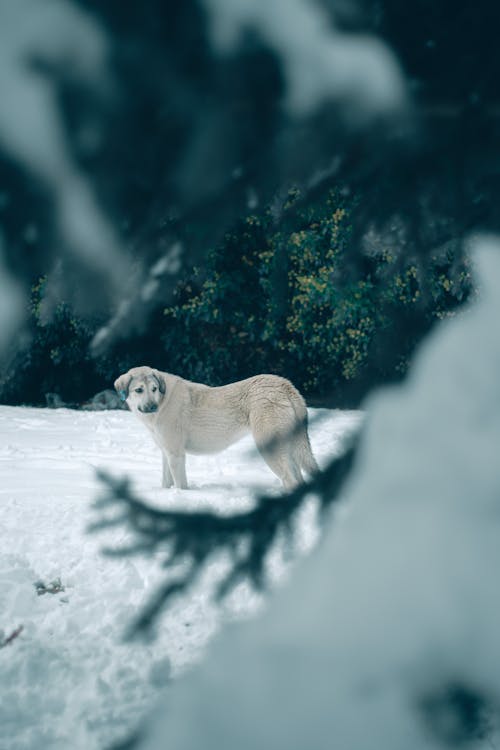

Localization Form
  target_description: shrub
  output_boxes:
[0,277,106,405]
[161,188,471,401]
[1,189,471,406]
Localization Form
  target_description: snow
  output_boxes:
[0,403,361,750]
[203,0,407,118]
[132,240,500,750]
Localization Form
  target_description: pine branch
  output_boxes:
[91,439,358,638]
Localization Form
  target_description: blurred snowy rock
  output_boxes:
[82,389,127,411]
[45,393,66,409]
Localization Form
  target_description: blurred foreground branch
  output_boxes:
[91,439,358,638]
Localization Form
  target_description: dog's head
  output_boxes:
[114,366,166,414]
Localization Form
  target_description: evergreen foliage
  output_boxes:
[160,188,471,402]
[0,277,104,405]
[0,189,471,406]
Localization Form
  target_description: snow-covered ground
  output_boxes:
[0,404,361,750]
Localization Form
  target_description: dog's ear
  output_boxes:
[114,372,131,401]
[152,369,166,394]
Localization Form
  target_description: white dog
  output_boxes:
[114,366,318,490]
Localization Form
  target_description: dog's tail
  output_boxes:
[296,427,320,477]
[282,381,320,477]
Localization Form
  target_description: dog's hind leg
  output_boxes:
[251,422,303,490]
[258,447,302,490]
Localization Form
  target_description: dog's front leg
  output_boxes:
[167,452,188,489]
[161,453,174,488]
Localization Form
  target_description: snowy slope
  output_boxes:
[0,405,361,750]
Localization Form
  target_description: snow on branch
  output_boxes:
[203,0,407,119]
[90,441,357,638]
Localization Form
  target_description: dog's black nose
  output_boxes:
[147,403,158,412]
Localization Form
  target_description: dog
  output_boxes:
[114,366,319,490]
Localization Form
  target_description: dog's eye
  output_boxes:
[151,387,157,392]
[135,387,143,394]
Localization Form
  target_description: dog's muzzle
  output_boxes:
[140,403,158,413]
